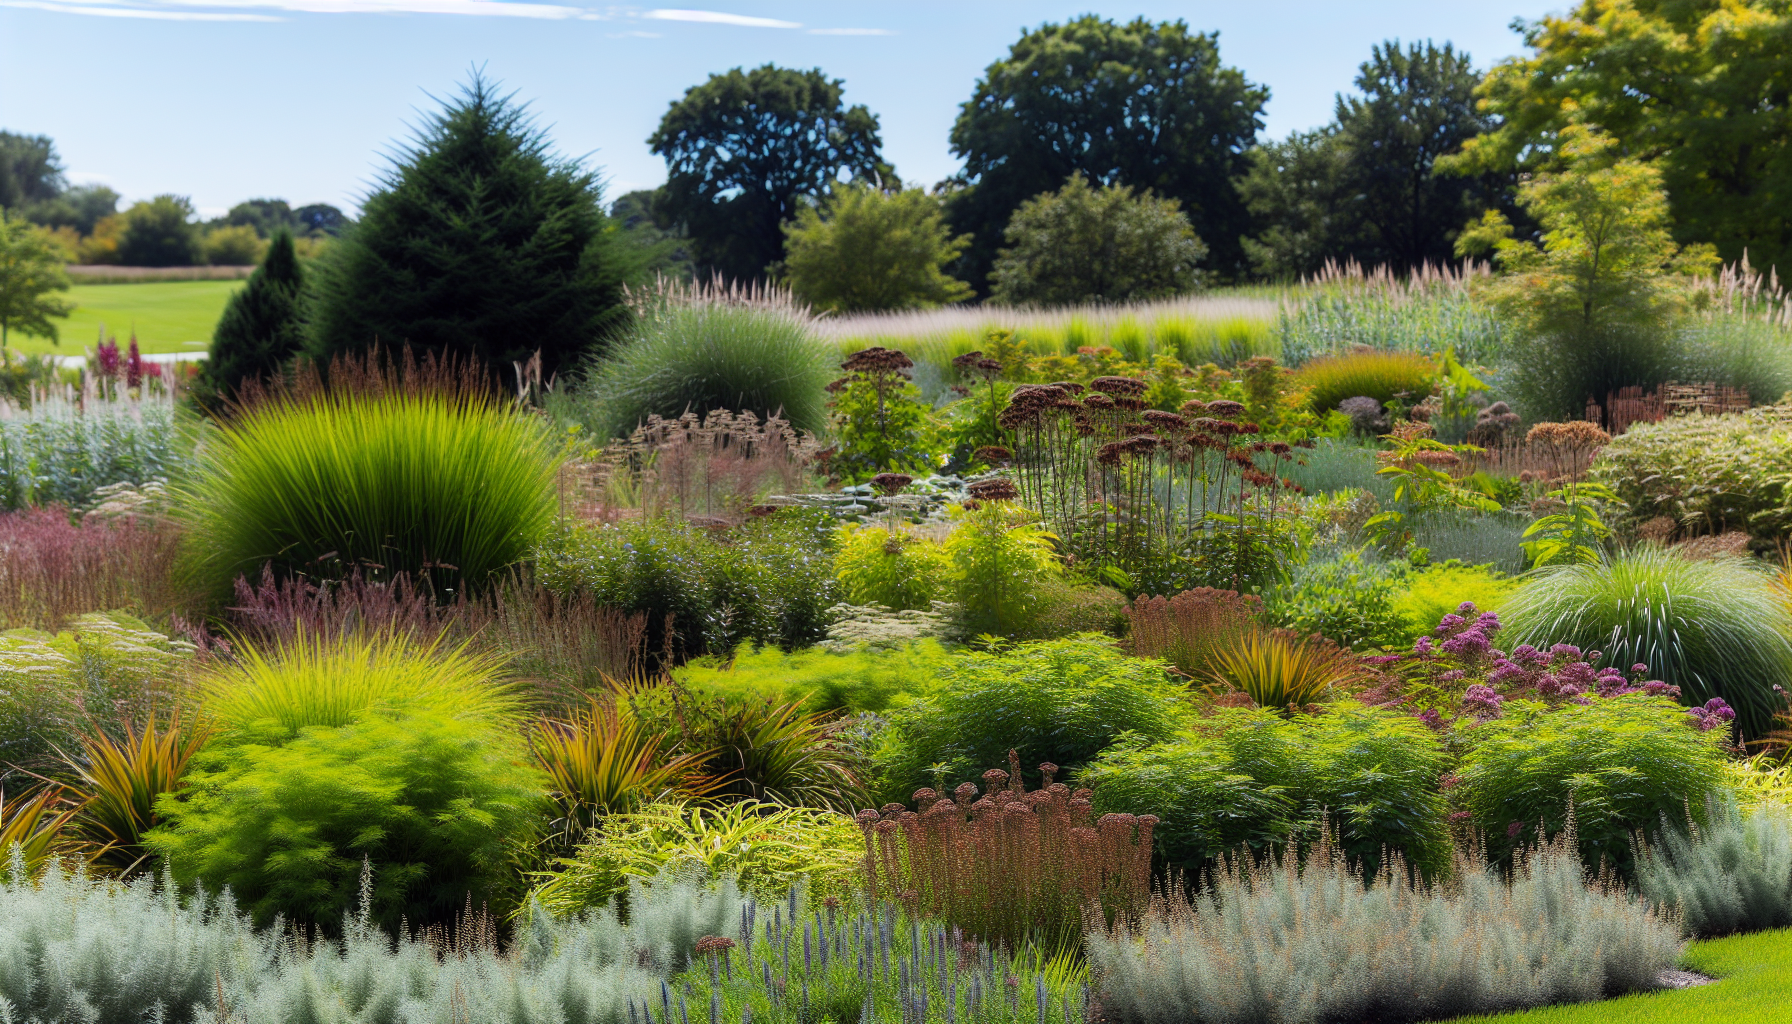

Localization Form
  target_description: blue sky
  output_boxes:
[0,1,1561,218]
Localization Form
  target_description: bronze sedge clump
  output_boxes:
[858,751,1154,951]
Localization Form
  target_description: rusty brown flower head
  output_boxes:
[1205,399,1247,419]
[1083,392,1117,411]
[974,445,1014,464]
[1090,375,1147,398]
[1141,410,1187,433]
[966,477,1020,502]
[841,346,915,375]
[870,472,913,496]
[1049,381,1087,395]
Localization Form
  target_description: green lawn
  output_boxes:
[26,280,242,356]
[1450,927,1792,1024]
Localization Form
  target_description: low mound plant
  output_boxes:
[580,303,833,437]
[1636,796,1792,938]
[1295,349,1436,414]
[175,380,561,602]
[1499,547,1792,738]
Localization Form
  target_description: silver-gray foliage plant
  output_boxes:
[1635,796,1792,938]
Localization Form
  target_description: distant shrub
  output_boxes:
[1265,546,1409,649]
[1295,349,1436,414]
[1085,827,1678,1024]
[1500,547,1792,738]
[989,173,1206,306]
[834,524,951,611]
[1391,559,1517,639]
[673,639,952,714]
[581,303,833,437]
[1454,692,1728,875]
[529,800,863,915]
[871,634,1191,801]
[1636,796,1792,938]
[147,633,544,930]
[536,511,839,661]
[1590,406,1792,544]
[1086,702,1450,877]
[175,383,561,603]
[201,223,264,265]
[781,183,973,313]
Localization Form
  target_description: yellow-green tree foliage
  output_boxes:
[782,185,972,313]
[1448,0,1792,273]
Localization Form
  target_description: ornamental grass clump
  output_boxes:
[1499,547,1792,738]
[1085,826,1680,1024]
[859,753,1155,952]
[1124,587,1260,680]
[174,367,561,603]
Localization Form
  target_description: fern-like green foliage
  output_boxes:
[673,639,953,714]
[1084,703,1451,877]
[834,523,951,612]
[1500,547,1792,738]
[1390,559,1517,640]
[0,613,194,784]
[1636,796,1792,938]
[1265,546,1410,650]
[147,634,545,930]
[174,384,562,602]
[1085,825,1678,1024]
[528,800,864,916]
[872,635,1191,802]
[1455,692,1728,875]
[943,502,1063,637]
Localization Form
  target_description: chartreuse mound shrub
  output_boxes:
[1500,547,1792,738]
[1455,692,1728,876]
[175,384,561,602]
[673,639,952,714]
[834,522,952,612]
[1295,349,1436,413]
[147,632,546,930]
[1083,703,1450,877]
[871,634,1191,802]
[1391,559,1516,639]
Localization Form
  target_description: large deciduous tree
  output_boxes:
[118,195,202,267]
[305,75,635,383]
[946,16,1266,288]
[0,211,72,347]
[0,133,63,211]
[1447,0,1792,275]
[649,65,890,285]
[1241,40,1503,278]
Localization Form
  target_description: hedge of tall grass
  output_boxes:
[174,384,561,601]
[1500,548,1792,738]
[579,303,833,437]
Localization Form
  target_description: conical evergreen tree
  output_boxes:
[305,74,634,384]
[198,228,303,406]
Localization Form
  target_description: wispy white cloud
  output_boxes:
[607,27,658,36]
[0,0,279,18]
[643,7,796,28]
[806,27,891,36]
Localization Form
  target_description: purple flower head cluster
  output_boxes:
[1686,698,1737,732]
[1417,602,1502,670]
[1461,684,1505,721]
[1483,643,1677,704]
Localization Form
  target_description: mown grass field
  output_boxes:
[26,280,241,356]
[1449,927,1792,1024]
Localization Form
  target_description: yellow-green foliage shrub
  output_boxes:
[834,524,951,611]
[1392,560,1518,639]
[1296,349,1436,413]
[673,640,952,714]
[527,801,864,916]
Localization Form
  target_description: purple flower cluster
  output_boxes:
[1483,644,1679,703]
[1686,698,1737,732]
[1413,602,1503,672]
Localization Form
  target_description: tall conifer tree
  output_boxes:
[198,229,304,405]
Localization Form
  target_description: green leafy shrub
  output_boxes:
[1086,703,1449,877]
[871,634,1192,801]
[1590,406,1792,543]
[1085,827,1678,1024]
[1500,547,1792,738]
[147,633,545,930]
[781,183,973,313]
[528,800,863,915]
[1391,559,1517,639]
[1265,546,1409,649]
[579,303,833,437]
[673,639,952,714]
[175,383,561,602]
[0,613,194,785]
[1295,349,1436,413]
[943,502,1063,637]
[1636,796,1792,938]
[833,523,950,611]
[536,510,839,661]
[1454,692,1728,875]
[825,345,941,481]
[988,173,1207,305]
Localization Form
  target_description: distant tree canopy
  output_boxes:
[0,133,62,211]
[225,198,350,239]
[781,184,972,313]
[989,174,1207,306]
[27,184,119,237]
[946,16,1266,290]
[1241,40,1503,279]
[649,64,890,284]
[1448,0,1792,275]
[305,74,635,384]
[118,195,201,267]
